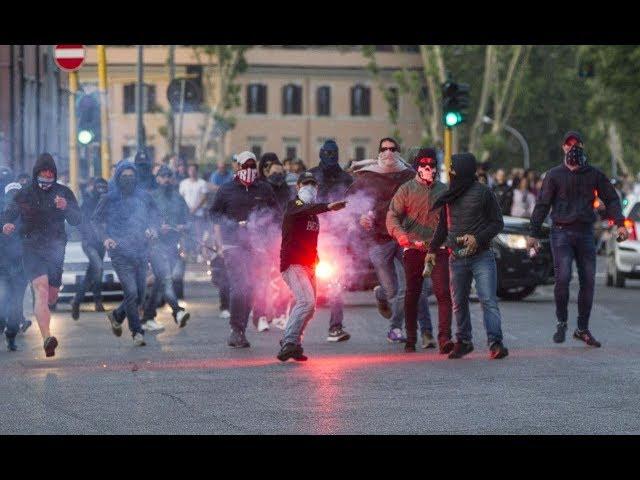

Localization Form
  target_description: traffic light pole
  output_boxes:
[68,71,79,196]
[97,45,111,179]
[444,126,453,182]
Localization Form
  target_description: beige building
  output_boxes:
[79,46,424,172]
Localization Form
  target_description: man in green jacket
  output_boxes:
[386,148,453,353]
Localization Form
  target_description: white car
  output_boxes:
[606,194,640,288]
[59,238,123,302]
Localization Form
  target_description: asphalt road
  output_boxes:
[1,257,639,435]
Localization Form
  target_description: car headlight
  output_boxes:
[497,233,528,250]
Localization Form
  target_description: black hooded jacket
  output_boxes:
[1,154,81,250]
[79,190,106,247]
[307,164,353,203]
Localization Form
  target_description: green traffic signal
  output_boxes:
[444,111,462,127]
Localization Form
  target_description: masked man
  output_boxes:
[141,166,191,330]
[1,153,81,357]
[71,178,108,320]
[387,148,453,353]
[428,153,508,360]
[277,172,347,361]
[528,131,627,347]
[92,161,161,347]
[210,151,279,348]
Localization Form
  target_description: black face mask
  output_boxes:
[118,176,136,194]
[565,145,587,168]
[268,172,286,186]
[94,186,108,197]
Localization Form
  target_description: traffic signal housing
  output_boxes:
[76,91,101,145]
[442,81,470,127]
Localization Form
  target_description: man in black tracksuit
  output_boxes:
[210,151,279,348]
[1,153,81,357]
[528,131,627,347]
[428,152,509,360]
[277,172,347,361]
[72,177,108,320]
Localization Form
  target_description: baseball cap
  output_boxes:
[297,171,318,186]
[563,131,583,145]
[236,151,257,166]
[156,165,173,177]
[4,182,21,195]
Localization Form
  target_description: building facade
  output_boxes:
[79,46,425,172]
[0,45,70,175]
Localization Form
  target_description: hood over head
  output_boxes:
[32,153,58,185]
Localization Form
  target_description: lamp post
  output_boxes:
[482,115,530,170]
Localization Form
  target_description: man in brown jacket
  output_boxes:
[387,148,453,353]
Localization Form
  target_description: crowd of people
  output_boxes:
[0,130,632,361]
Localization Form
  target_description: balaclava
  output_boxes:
[319,140,340,174]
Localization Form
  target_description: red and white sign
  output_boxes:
[54,44,86,72]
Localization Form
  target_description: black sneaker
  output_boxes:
[489,341,509,359]
[553,322,567,343]
[95,301,106,312]
[573,329,601,348]
[6,336,17,352]
[373,286,392,319]
[439,339,455,355]
[71,302,80,320]
[327,327,350,342]
[228,330,250,348]
[107,311,123,337]
[404,342,416,353]
[448,341,474,359]
[44,336,58,357]
[278,342,302,361]
[292,346,308,362]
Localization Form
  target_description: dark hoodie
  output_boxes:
[1,153,81,251]
[92,161,160,260]
[0,186,23,272]
[428,153,503,255]
[78,179,107,248]
[307,140,354,203]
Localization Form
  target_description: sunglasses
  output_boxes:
[241,162,257,169]
[379,146,398,153]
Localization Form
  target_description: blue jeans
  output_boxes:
[550,226,596,330]
[369,240,405,329]
[111,253,147,336]
[450,249,503,345]
[73,243,105,305]
[282,265,316,346]
[0,267,27,339]
[143,243,182,319]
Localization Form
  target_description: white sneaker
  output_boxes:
[142,319,165,332]
[219,310,231,319]
[257,316,270,332]
[175,310,190,328]
[133,333,146,346]
[272,315,287,330]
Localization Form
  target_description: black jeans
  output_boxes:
[211,255,230,311]
[550,226,597,330]
[73,242,105,305]
[143,243,182,320]
[0,266,27,339]
[403,248,452,345]
[111,253,147,336]
[223,246,255,332]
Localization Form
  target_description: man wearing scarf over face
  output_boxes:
[308,140,354,342]
[528,132,627,347]
[428,152,509,360]
[71,178,109,321]
[346,137,414,343]
[92,161,161,346]
[210,151,279,348]
[387,148,453,353]
[1,153,81,357]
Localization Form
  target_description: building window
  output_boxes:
[184,65,204,112]
[123,83,157,114]
[282,84,302,115]
[179,145,197,162]
[316,86,331,116]
[351,84,371,116]
[246,84,267,114]
[387,87,399,117]
[355,146,366,161]
[251,144,262,158]
[285,145,297,160]
[122,145,155,162]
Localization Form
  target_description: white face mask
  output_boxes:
[378,150,398,169]
[298,185,318,204]
[237,168,257,185]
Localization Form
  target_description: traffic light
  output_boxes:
[76,91,101,145]
[442,80,470,127]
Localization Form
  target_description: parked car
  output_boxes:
[605,194,640,288]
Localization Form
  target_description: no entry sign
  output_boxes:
[54,45,86,72]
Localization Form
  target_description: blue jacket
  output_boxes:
[92,161,160,259]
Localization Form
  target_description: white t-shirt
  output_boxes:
[179,178,208,217]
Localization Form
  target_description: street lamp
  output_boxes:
[482,115,530,170]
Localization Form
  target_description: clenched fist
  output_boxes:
[2,223,15,235]
[54,195,67,210]
[104,238,117,250]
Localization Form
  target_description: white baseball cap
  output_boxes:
[4,182,21,195]
[236,151,257,166]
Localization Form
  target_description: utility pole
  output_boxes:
[444,127,452,181]
[68,71,79,195]
[168,45,176,154]
[97,45,111,178]
[136,45,145,152]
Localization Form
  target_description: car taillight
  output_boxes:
[624,219,637,241]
